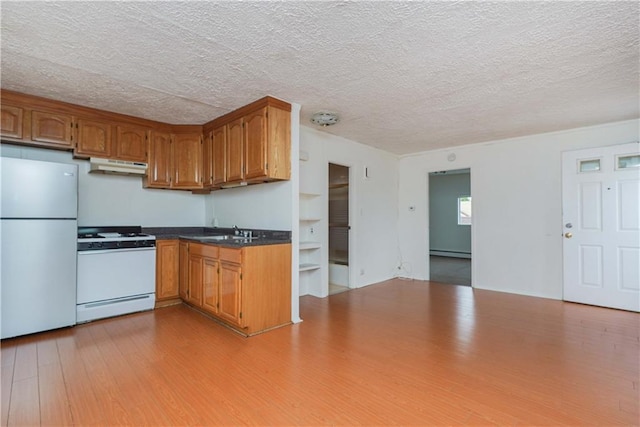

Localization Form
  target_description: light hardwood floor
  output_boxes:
[2,279,638,426]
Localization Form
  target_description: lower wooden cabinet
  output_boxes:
[155,240,180,306]
[219,259,242,327]
[178,241,189,300]
[179,241,291,335]
[202,256,220,315]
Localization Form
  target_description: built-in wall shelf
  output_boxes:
[299,263,321,272]
[300,241,321,250]
[299,158,324,296]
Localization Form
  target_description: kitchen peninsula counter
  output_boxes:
[144,226,291,247]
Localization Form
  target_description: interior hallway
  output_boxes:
[430,255,472,286]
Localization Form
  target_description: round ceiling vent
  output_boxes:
[310,111,340,127]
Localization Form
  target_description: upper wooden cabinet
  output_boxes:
[171,132,203,189]
[226,118,244,182]
[115,125,148,163]
[145,131,172,188]
[1,91,290,193]
[202,131,213,188]
[75,118,112,158]
[0,90,160,159]
[145,129,205,191]
[243,107,268,180]
[208,97,291,187]
[31,110,75,148]
[211,126,226,186]
[1,100,74,150]
[1,104,24,140]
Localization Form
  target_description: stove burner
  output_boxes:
[78,233,104,239]
[120,232,148,238]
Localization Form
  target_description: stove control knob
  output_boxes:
[96,242,103,248]
[116,241,122,247]
[87,242,93,248]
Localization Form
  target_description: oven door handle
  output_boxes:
[77,247,156,255]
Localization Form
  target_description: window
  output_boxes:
[579,158,601,173]
[458,196,472,225]
[616,154,640,170]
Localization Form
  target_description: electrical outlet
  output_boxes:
[360,269,365,275]
[310,227,314,234]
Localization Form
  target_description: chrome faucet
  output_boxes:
[233,225,240,235]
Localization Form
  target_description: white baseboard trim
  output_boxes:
[430,251,471,259]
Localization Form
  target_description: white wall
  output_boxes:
[300,126,399,296]
[398,119,640,299]
[1,145,206,226]
[205,181,292,230]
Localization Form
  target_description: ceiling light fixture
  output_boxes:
[310,111,340,127]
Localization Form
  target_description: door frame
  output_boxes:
[425,167,475,287]
[327,160,356,290]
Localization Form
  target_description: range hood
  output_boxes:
[89,158,147,175]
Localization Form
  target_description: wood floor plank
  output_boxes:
[38,362,73,426]
[0,279,637,426]
[12,338,37,382]
[1,365,13,426]
[73,326,136,425]
[7,377,39,427]
[55,333,106,426]
[0,341,17,368]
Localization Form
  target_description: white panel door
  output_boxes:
[562,142,640,312]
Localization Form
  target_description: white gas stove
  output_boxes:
[77,226,156,323]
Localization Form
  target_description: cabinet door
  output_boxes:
[1,104,24,140]
[31,110,74,148]
[244,107,268,180]
[179,241,189,300]
[146,131,172,188]
[172,133,202,189]
[202,258,219,315]
[115,125,148,162]
[219,261,242,326]
[226,118,244,182]
[156,240,179,301]
[202,131,213,188]
[187,253,204,307]
[212,126,226,186]
[75,118,111,157]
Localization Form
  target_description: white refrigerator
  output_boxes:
[1,157,78,339]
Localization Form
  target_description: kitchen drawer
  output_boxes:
[219,247,242,264]
[191,243,219,259]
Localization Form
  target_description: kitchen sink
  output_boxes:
[194,235,257,241]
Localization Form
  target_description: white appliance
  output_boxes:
[89,157,147,175]
[76,226,156,323]
[1,157,78,339]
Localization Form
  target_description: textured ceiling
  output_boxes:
[1,1,638,155]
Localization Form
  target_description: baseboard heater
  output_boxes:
[430,250,471,259]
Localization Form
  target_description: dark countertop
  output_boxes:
[143,226,291,248]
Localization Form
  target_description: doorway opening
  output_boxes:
[328,163,350,295]
[428,168,472,286]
